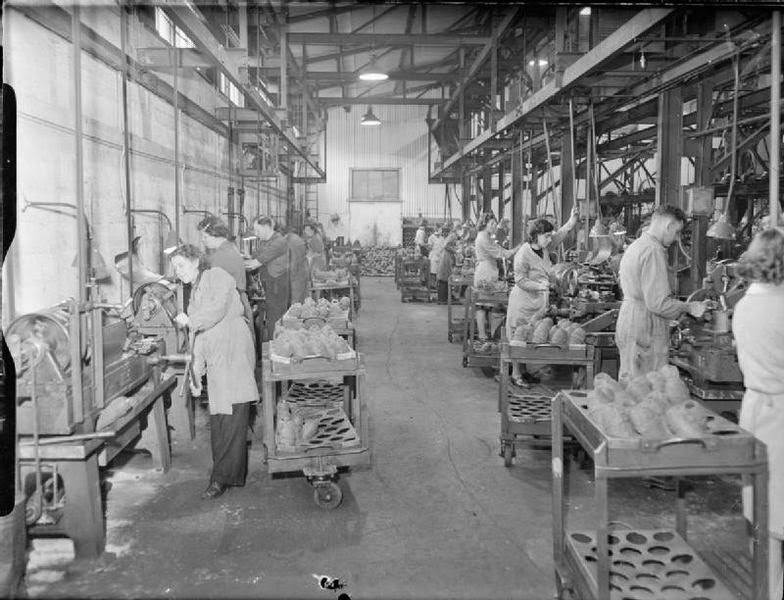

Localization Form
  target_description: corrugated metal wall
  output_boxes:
[316,104,458,244]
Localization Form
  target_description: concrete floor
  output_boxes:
[22,277,747,599]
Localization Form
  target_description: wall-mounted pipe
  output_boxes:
[771,10,781,227]
[72,5,86,303]
[120,6,134,298]
[130,209,174,273]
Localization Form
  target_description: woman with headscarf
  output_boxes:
[506,207,580,386]
[170,244,258,499]
[473,213,517,349]
[732,227,784,600]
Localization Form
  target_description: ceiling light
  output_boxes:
[359,52,388,81]
[528,59,548,67]
[360,106,381,126]
[359,71,388,82]
[580,7,591,16]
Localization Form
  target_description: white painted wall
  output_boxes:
[315,104,458,245]
[1,5,287,323]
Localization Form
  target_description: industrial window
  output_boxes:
[218,72,245,108]
[154,8,195,48]
[350,169,400,202]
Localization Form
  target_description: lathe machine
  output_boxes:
[670,259,746,406]
[6,298,176,558]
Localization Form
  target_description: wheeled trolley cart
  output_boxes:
[260,345,370,509]
[551,390,769,600]
[310,276,359,320]
[447,273,471,342]
[462,286,508,377]
[497,336,594,466]
[399,257,431,302]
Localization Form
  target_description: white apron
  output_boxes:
[741,389,784,538]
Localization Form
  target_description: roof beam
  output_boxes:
[287,5,357,24]
[434,8,675,177]
[164,5,324,178]
[319,96,440,106]
[432,8,522,130]
[249,67,455,82]
[286,33,491,46]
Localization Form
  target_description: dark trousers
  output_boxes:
[209,402,251,487]
[260,275,290,342]
[437,279,448,302]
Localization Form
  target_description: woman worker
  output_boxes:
[473,213,517,350]
[732,226,784,600]
[506,206,580,386]
[170,244,258,499]
[303,222,327,271]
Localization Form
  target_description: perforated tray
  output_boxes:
[507,390,553,424]
[283,380,346,406]
[566,529,735,599]
[277,406,360,454]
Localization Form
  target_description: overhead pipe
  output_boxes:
[771,10,781,227]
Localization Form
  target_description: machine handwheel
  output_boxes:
[481,366,496,378]
[313,481,343,510]
[502,444,514,467]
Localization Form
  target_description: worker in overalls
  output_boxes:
[250,216,290,342]
[616,205,710,380]
[197,215,254,337]
[733,226,784,600]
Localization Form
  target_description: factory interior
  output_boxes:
[1,2,784,599]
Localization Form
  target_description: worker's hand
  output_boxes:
[189,378,202,398]
[174,312,190,328]
[686,300,709,319]
[570,205,580,222]
[537,281,550,293]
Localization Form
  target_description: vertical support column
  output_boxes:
[490,42,498,131]
[458,48,466,142]
[691,78,714,289]
[461,173,471,222]
[529,154,539,219]
[771,10,781,227]
[280,15,288,114]
[511,143,524,245]
[483,168,493,213]
[560,130,575,224]
[498,161,505,219]
[238,3,248,49]
[172,43,181,250]
[655,88,683,207]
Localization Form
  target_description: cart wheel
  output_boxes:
[462,356,468,368]
[502,444,514,468]
[448,332,453,343]
[481,366,496,378]
[313,481,343,510]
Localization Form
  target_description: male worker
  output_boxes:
[249,216,290,342]
[616,205,711,379]
[285,226,309,304]
[414,219,429,257]
[197,215,254,332]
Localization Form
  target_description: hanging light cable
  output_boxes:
[359,6,388,81]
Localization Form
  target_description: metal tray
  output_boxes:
[565,528,735,599]
[559,391,762,471]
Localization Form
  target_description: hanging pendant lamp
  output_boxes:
[360,105,381,126]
